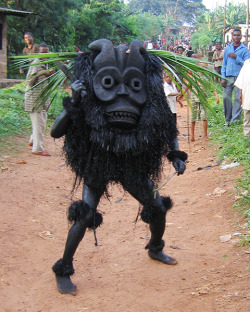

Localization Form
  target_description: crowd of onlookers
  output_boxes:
[143,35,192,54]
[143,35,191,51]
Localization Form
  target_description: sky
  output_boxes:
[202,0,247,11]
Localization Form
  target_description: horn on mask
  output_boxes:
[88,39,116,72]
[127,40,146,72]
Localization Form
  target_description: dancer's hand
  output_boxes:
[71,80,86,106]
[172,158,186,175]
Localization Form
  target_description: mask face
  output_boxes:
[90,40,147,129]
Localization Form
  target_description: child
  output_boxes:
[163,72,182,123]
[188,88,219,142]
[185,55,220,142]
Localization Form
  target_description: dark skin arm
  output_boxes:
[239,89,242,104]
[171,138,186,175]
[51,80,86,138]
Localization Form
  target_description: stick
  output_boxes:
[153,172,177,198]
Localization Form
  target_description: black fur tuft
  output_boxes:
[92,211,103,229]
[145,239,165,252]
[52,259,75,276]
[67,200,103,229]
[141,196,173,224]
[162,196,173,212]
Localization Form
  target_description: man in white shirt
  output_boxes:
[163,73,182,123]
[234,59,250,136]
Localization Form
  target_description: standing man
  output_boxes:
[20,32,38,75]
[221,29,249,126]
[25,43,55,156]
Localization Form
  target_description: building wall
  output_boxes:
[0,14,7,79]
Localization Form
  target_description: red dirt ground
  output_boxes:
[0,103,249,312]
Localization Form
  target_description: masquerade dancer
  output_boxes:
[51,39,187,295]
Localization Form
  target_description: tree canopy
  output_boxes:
[1,0,206,54]
[0,0,248,55]
[127,0,206,25]
[192,1,247,49]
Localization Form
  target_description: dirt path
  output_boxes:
[0,103,249,312]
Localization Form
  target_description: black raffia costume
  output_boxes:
[51,39,187,295]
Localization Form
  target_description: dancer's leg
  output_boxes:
[121,179,177,265]
[52,184,104,294]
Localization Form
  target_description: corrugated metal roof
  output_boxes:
[0,7,33,17]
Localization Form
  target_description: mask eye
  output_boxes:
[131,78,142,91]
[102,75,114,89]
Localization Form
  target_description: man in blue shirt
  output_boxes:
[221,29,249,125]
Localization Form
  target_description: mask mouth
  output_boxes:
[105,111,139,129]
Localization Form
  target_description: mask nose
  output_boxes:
[117,83,129,95]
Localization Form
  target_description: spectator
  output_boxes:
[189,88,219,142]
[177,46,185,55]
[234,59,250,136]
[221,28,249,126]
[186,46,195,57]
[75,46,83,53]
[212,42,224,83]
[163,72,182,124]
[147,41,153,50]
[183,62,219,142]
[20,32,38,75]
[25,43,55,156]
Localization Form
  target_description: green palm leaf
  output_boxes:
[10,50,221,114]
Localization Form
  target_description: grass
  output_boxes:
[0,83,30,137]
[207,92,250,246]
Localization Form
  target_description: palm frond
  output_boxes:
[10,50,221,114]
[150,50,221,114]
[10,52,77,71]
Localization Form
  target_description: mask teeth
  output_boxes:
[106,111,138,122]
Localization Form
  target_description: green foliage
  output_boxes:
[128,0,206,25]
[133,13,165,42]
[0,0,77,53]
[2,0,206,60]
[225,2,247,28]
[1,0,162,57]
[47,90,65,121]
[194,2,248,46]
[191,32,212,50]
[0,83,30,137]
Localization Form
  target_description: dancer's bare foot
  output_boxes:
[55,275,77,295]
[190,137,195,142]
[148,250,178,265]
[204,136,209,141]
